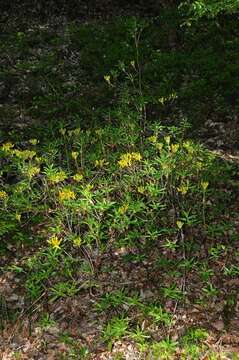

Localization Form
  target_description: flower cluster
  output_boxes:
[14,150,36,160]
[47,235,62,249]
[48,170,67,184]
[59,188,76,201]
[71,151,79,160]
[177,180,189,195]
[118,203,129,215]
[118,152,142,168]
[26,166,41,179]
[72,173,84,182]
[0,190,8,200]
[29,139,38,146]
[1,142,14,152]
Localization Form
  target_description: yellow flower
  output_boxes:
[195,161,203,170]
[14,150,36,160]
[183,141,194,154]
[95,129,103,136]
[118,153,132,168]
[118,203,129,215]
[68,128,81,137]
[71,151,79,160]
[131,152,142,161]
[48,170,67,183]
[95,159,106,168]
[29,139,38,145]
[104,75,111,84]
[177,181,189,195]
[86,184,94,191]
[201,181,209,191]
[47,235,62,249]
[59,128,66,136]
[26,166,40,179]
[35,156,43,163]
[176,220,184,229]
[164,136,171,145]
[73,128,81,136]
[148,135,157,143]
[1,142,14,152]
[137,186,145,194]
[73,236,82,247]
[72,173,83,182]
[155,142,164,151]
[171,143,179,153]
[15,213,21,222]
[0,190,8,200]
[118,152,142,168]
[59,188,76,201]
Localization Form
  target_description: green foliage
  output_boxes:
[102,316,129,344]
[182,0,239,20]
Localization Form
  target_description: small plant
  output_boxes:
[38,313,56,329]
[49,281,79,302]
[149,338,178,360]
[145,304,172,326]
[102,316,129,345]
[129,324,151,345]
[199,263,214,282]
[209,244,226,260]
[202,283,218,298]
[182,327,208,344]
[162,284,184,301]
[95,289,128,312]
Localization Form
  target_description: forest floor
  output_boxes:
[1,6,239,360]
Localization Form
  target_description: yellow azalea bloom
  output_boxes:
[137,186,145,194]
[195,161,203,170]
[118,203,129,215]
[104,75,111,84]
[73,173,83,182]
[48,170,67,183]
[155,142,164,151]
[148,135,157,143]
[73,236,82,247]
[131,152,142,161]
[177,181,189,195]
[164,136,171,145]
[95,129,103,136]
[183,140,194,154]
[14,150,36,160]
[171,143,179,153]
[118,153,132,168]
[176,220,184,229]
[201,181,209,191]
[29,139,38,145]
[47,235,62,249]
[0,190,8,200]
[59,128,66,136]
[73,128,81,136]
[26,166,40,178]
[1,142,14,152]
[85,184,94,192]
[59,189,76,202]
[118,152,142,167]
[71,151,79,160]
[15,213,21,222]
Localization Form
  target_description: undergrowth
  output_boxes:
[0,12,239,360]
